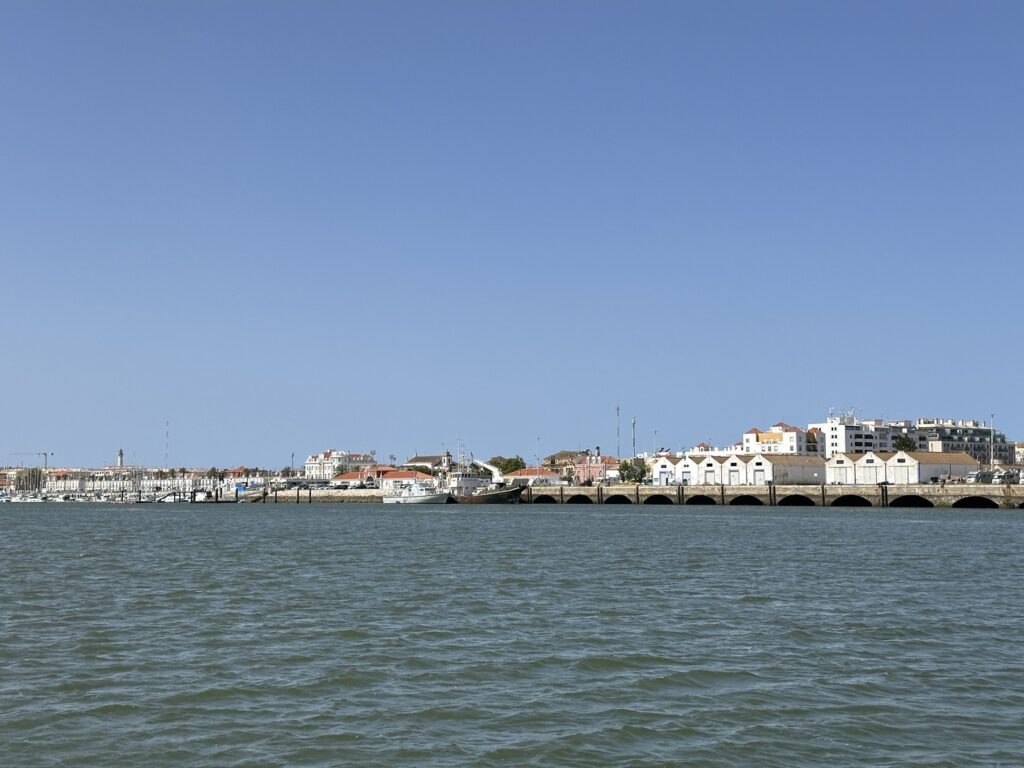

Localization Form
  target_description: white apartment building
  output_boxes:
[917,418,1012,465]
[808,414,913,458]
[741,423,811,454]
[304,450,375,481]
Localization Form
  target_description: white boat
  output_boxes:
[383,482,450,505]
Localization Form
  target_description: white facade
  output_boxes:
[826,453,857,484]
[304,450,375,481]
[854,452,887,485]
[655,454,824,486]
[650,457,681,486]
[741,423,809,454]
[379,471,438,492]
[827,451,979,484]
[719,455,751,486]
[756,455,826,485]
[809,416,897,458]
[693,455,724,486]
[886,452,979,484]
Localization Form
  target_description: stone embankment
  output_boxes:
[238,484,1024,509]
[241,487,384,504]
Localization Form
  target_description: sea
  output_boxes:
[2,503,1022,767]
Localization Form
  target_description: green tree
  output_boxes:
[491,455,527,475]
[619,460,647,484]
[893,435,917,452]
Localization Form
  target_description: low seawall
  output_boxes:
[240,484,1024,509]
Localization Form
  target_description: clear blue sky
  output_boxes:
[2,1,1020,469]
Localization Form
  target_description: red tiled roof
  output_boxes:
[772,422,803,432]
[381,470,434,480]
[506,467,558,477]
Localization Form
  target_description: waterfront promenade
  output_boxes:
[245,484,1024,509]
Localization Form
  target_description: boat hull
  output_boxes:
[450,486,524,504]
[383,492,451,505]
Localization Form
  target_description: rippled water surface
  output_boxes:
[3,504,1023,766]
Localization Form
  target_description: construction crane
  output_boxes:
[10,451,54,469]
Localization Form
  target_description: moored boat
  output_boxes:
[450,485,524,504]
[383,482,450,505]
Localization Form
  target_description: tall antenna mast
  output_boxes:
[165,420,169,470]
[616,403,621,459]
[632,416,636,458]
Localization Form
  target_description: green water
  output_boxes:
[2,504,1022,766]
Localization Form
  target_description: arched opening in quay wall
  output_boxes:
[565,495,593,504]
[643,494,673,505]
[778,495,815,506]
[604,494,632,504]
[951,496,999,509]
[729,495,764,506]
[831,495,872,508]
[532,494,557,504]
[685,495,717,505]
[889,495,934,508]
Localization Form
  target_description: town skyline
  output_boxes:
[6,409,1017,473]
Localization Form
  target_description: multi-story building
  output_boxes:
[572,453,620,484]
[808,414,897,458]
[917,418,1012,466]
[304,450,376,481]
[741,423,811,454]
[807,413,928,458]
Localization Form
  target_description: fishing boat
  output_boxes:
[383,481,450,505]
[439,449,524,504]
[449,484,524,504]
